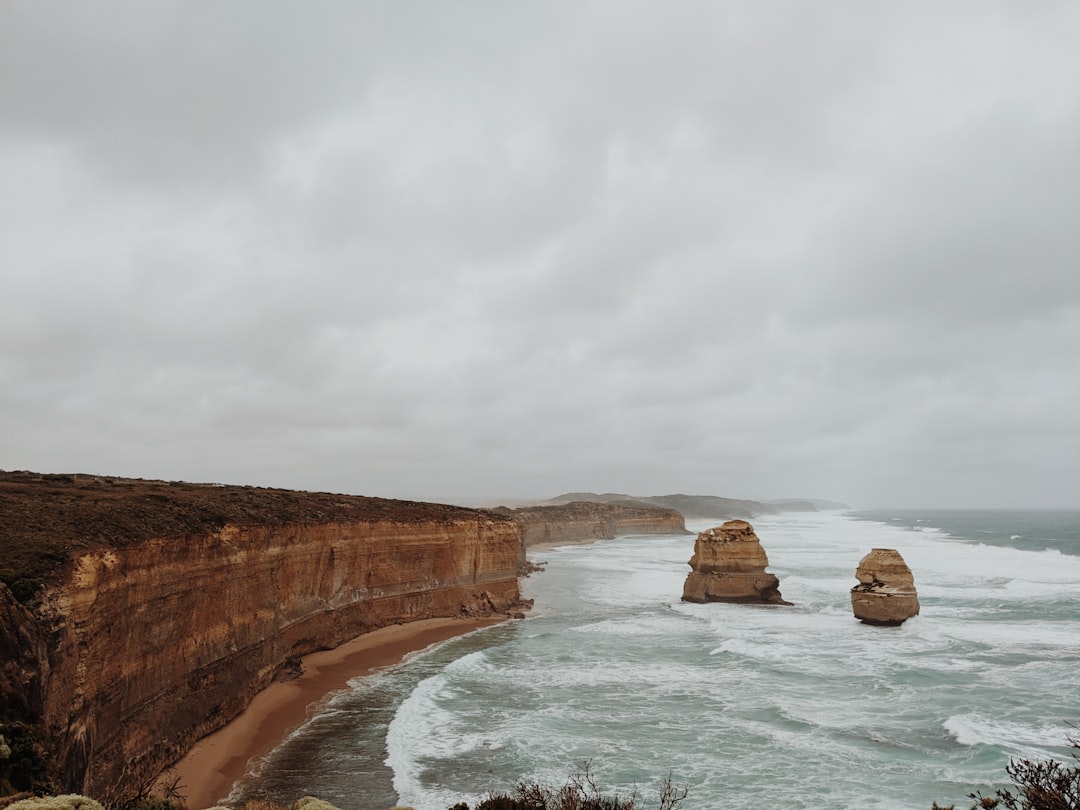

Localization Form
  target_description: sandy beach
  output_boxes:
[167,616,504,809]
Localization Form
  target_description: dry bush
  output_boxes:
[454,762,687,810]
[935,728,1079,810]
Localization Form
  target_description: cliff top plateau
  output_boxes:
[0,470,509,601]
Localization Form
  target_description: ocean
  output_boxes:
[227,509,1080,810]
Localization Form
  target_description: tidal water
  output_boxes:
[229,510,1080,810]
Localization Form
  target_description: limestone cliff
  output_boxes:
[681,520,790,605]
[507,501,688,548]
[850,548,920,626]
[0,473,521,798]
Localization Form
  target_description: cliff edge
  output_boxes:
[505,501,688,548]
[0,472,522,798]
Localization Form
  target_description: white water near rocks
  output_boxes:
[229,510,1080,810]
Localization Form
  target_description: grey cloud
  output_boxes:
[2,1,1078,507]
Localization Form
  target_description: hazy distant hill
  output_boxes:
[543,492,836,520]
[544,492,634,505]
[645,494,788,519]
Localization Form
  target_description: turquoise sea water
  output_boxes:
[228,510,1080,810]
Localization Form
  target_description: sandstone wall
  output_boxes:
[25,517,520,796]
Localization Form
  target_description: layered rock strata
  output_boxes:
[850,548,920,626]
[509,501,688,548]
[681,520,790,605]
[0,474,522,798]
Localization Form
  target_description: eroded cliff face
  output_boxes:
[15,516,519,797]
[510,501,688,548]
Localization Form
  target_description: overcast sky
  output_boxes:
[2,2,1078,508]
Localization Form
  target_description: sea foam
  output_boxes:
[234,510,1080,810]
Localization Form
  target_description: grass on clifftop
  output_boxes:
[0,470,510,603]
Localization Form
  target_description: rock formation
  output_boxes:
[850,548,920,626]
[681,520,790,605]
[509,501,688,548]
[0,472,523,798]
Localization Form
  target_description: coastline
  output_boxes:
[526,537,612,555]
[166,616,505,810]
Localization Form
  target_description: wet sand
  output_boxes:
[168,617,504,809]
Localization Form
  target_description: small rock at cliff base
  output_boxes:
[681,520,791,605]
[850,548,920,626]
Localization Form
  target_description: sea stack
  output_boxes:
[681,520,791,605]
[850,548,920,626]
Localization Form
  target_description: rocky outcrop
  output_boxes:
[681,520,790,605]
[850,548,920,626]
[508,501,688,548]
[0,473,522,798]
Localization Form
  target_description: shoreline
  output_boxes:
[526,528,692,557]
[166,616,505,810]
[526,537,613,555]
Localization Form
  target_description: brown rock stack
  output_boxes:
[681,520,791,605]
[850,548,920,626]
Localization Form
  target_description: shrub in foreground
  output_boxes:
[934,729,1079,810]
[0,723,56,795]
[292,799,343,810]
[4,795,104,810]
[450,763,688,810]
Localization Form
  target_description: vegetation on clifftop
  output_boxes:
[0,470,512,597]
